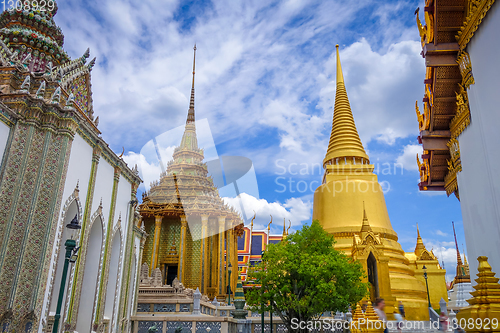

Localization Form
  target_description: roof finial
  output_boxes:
[187,44,196,123]
[283,218,286,237]
[336,45,344,84]
[417,222,421,239]
[452,221,463,266]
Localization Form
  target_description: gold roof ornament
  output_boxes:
[415,223,426,257]
[452,221,471,284]
[323,45,369,166]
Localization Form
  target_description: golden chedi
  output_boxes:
[313,45,429,320]
[457,256,500,332]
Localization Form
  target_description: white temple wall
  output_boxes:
[115,174,132,231]
[457,1,500,281]
[0,121,10,169]
[39,133,93,328]
[91,157,114,217]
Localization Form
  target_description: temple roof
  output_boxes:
[0,1,97,121]
[140,46,240,221]
[323,45,369,166]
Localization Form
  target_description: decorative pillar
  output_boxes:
[226,226,234,299]
[232,224,238,293]
[218,216,226,296]
[201,215,209,294]
[179,215,188,283]
[150,215,162,272]
[209,218,217,290]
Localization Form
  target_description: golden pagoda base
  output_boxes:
[457,256,500,333]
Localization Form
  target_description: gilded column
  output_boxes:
[179,215,188,283]
[209,218,217,291]
[218,216,226,296]
[150,215,162,272]
[200,215,209,294]
[231,223,238,293]
[227,226,234,297]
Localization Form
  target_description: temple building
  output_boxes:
[138,46,243,301]
[404,226,448,310]
[447,222,473,308]
[414,0,500,279]
[237,217,287,284]
[312,45,438,320]
[0,3,143,333]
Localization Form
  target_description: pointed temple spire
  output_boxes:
[452,221,463,266]
[452,221,470,283]
[177,45,199,152]
[324,45,369,167]
[187,44,196,124]
[360,202,372,234]
[415,223,426,257]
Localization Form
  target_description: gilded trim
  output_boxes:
[450,84,471,139]
[457,0,497,50]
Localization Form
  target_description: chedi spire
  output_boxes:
[324,45,369,167]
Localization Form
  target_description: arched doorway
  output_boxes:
[49,200,79,324]
[76,216,103,333]
[367,252,379,301]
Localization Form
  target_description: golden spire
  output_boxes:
[187,44,196,123]
[415,223,426,257]
[452,221,463,266]
[282,218,286,237]
[452,221,470,283]
[324,45,369,166]
[360,202,372,234]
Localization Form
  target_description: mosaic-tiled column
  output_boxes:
[151,215,163,272]
[200,215,209,294]
[209,218,217,291]
[218,216,226,296]
[227,226,234,298]
[231,222,238,294]
[179,215,187,283]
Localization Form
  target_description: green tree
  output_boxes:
[246,220,367,333]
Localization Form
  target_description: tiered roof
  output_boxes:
[140,46,240,221]
[0,2,97,121]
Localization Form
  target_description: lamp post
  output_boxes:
[423,265,432,308]
[52,215,81,333]
[228,263,232,306]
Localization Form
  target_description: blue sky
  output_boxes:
[54,0,464,280]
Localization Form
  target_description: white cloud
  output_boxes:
[54,0,426,177]
[222,193,312,232]
[435,230,449,237]
[396,144,423,171]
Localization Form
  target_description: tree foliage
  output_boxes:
[246,220,367,332]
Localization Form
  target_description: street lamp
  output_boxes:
[423,265,432,308]
[228,263,233,306]
[52,214,81,333]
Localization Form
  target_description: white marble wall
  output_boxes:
[457,2,500,281]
